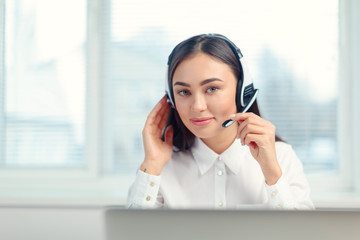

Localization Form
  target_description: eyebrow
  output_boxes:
[173,78,223,87]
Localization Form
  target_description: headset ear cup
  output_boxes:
[167,52,176,109]
[165,69,175,109]
[165,88,175,109]
[236,61,244,112]
[236,80,242,112]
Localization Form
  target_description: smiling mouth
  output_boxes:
[190,117,214,126]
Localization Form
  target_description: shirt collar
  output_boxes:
[191,137,247,175]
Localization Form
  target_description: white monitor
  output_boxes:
[104,208,360,240]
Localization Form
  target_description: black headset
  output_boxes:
[165,34,259,128]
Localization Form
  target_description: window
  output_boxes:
[2,0,86,168]
[0,0,359,206]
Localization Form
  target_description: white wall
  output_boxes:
[0,207,105,240]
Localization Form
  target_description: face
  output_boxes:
[172,53,238,141]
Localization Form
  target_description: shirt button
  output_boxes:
[146,196,151,201]
[217,156,222,161]
[217,170,223,176]
[276,204,281,209]
[271,191,277,197]
[150,182,155,187]
[218,202,223,207]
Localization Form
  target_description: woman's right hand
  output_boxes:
[140,95,174,175]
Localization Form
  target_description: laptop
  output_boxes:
[104,207,360,240]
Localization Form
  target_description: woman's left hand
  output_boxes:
[229,113,282,185]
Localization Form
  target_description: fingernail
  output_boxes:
[228,114,236,119]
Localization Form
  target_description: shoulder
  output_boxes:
[274,141,303,169]
[171,148,193,161]
[164,149,194,170]
[275,141,293,154]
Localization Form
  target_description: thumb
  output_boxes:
[164,125,174,147]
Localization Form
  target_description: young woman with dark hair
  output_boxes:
[127,34,314,209]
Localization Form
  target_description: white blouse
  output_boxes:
[127,137,314,210]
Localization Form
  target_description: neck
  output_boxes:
[201,124,238,154]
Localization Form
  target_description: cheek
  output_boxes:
[208,93,237,116]
[174,98,189,119]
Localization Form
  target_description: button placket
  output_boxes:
[214,156,226,208]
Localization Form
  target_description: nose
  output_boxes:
[191,93,207,112]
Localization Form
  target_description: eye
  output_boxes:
[206,86,219,93]
[178,89,190,96]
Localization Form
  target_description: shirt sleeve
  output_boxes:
[264,143,315,210]
[126,169,164,209]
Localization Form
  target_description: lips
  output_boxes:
[190,117,214,126]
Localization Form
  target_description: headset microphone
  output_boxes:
[222,89,258,127]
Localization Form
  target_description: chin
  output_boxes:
[188,127,222,139]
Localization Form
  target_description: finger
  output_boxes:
[154,96,171,126]
[228,112,257,122]
[145,96,168,126]
[239,118,273,139]
[231,112,266,129]
[237,115,266,136]
[238,124,266,144]
[143,97,168,139]
[243,133,263,149]
[164,125,174,147]
[157,100,170,128]
[245,132,276,150]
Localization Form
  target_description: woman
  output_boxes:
[127,34,314,209]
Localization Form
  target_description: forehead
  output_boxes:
[173,53,236,84]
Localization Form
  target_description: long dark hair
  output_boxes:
[165,34,282,151]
